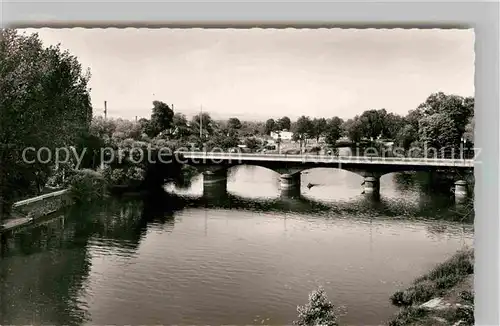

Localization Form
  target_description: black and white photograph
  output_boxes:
[0,27,475,325]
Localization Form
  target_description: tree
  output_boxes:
[90,116,117,141]
[113,118,142,140]
[311,118,328,142]
[324,117,343,147]
[294,287,338,326]
[205,127,239,151]
[359,109,386,140]
[278,116,291,131]
[463,116,474,143]
[148,101,174,137]
[244,137,262,151]
[383,113,405,140]
[227,117,242,130]
[405,109,424,132]
[419,113,460,152]
[240,121,265,136]
[1,29,92,220]
[417,92,473,138]
[137,118,151,135]
[342,118,364,143]
[292,116,313,150]
[265,119,276,135]
[172,113,191,139]
[191,112,215,139]
[395,124,418,152]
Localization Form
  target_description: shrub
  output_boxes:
[435,274,462,289]
[392,249,474,308]
[126,167,146,182]
[388,307,428,326]
[391,280,435,306]
[110,168,127,185]
[100,165,145,187]
[46,162,77,188]
[294,287,338,326]
[425,250,474,281]
[68,169,107,203]
[459,290,474,305]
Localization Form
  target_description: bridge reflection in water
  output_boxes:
[0,184,473,325]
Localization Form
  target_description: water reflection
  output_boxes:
[0,210,92,325]
[0,165,474,326]
[169,166,471,221]
[0,195,182,326]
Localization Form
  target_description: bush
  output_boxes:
[388,307,428,326]
[294,287,338,326]
[110,168,127,185]
[435,274,462,289]
[425,250,474,281]
[459,290,474,305]
[392,249,474,307]
[391,280,435,306]
[126,167,146,182]
[100,165,145,187]
[68,169,107,203]
[46,162,77,188]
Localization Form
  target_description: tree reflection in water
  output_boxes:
[0,192,183,326]
[0,183,473,325]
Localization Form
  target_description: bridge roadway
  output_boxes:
[175,151,475,168]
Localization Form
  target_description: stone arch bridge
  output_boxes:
[147,151,474,202]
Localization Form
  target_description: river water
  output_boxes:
[0,166,473,325]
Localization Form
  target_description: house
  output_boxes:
[270,130,293,141]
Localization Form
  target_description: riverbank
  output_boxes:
[0,189,71,233]
[388,248,474,326]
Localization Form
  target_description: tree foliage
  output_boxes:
[359,109,386,140]
[240,120,265,137]
[190,113,215,143]
[292,116,314,148]
[278,116,291,131]
[0,29,92,218]
[416,92,473,148]
[395,124,418,151]
[419,113,460,150]
[172,113,191,139]
[265,118,276,135]
[227,117,242,130]
[294,287,338,326]
[324,117,343,147]
[342,118,364,143]
[383,113,405,139]
[463,117,474,143]
[148,101,174,137]
[311,118,328,142]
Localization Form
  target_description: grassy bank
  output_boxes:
[388,248,474,326]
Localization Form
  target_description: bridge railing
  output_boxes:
[174,151,475,167]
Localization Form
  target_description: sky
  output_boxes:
[21,28,475,121]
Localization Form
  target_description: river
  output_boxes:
[0,166,474,325]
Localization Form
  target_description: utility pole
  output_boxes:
[104,101,107,119]
[135,116,137,122]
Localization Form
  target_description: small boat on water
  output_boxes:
[306,183,319,189]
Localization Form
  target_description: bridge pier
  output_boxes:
[280,173,301,198]
[363,176,380,197]
[202,169,228,200]
[454,180,469,203]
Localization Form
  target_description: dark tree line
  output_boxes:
[258,93,474,156]
[1,30,93,221]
